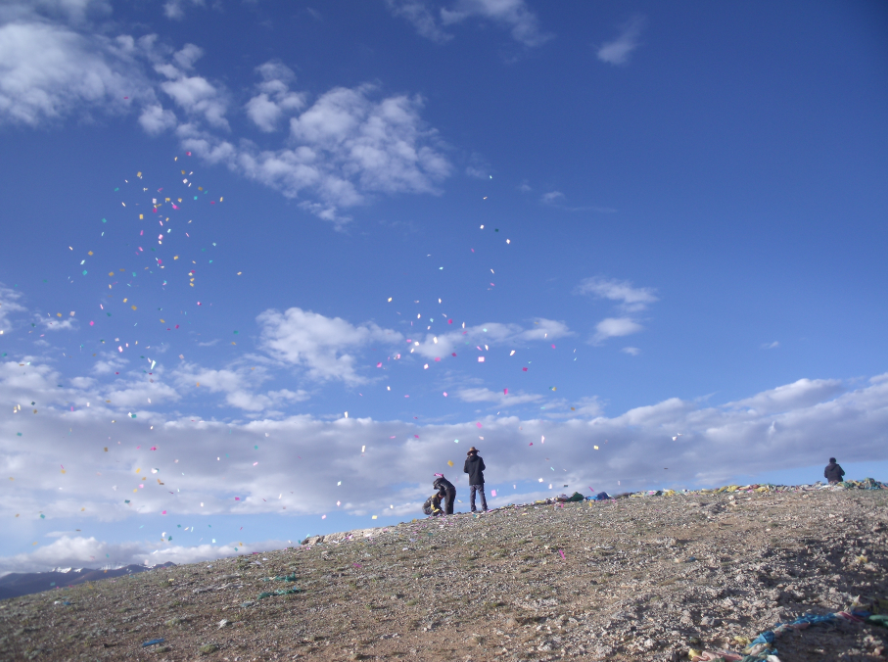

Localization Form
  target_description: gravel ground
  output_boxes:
[1,487,886,662]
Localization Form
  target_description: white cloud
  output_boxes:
[456,387,543,406]
[37,314,78,331]
[172,42,203,69]
[571,396,603,417]
[0,535,287,575]
[440,0,550,47]
[728,378,845,416]
[171,363,310,412]
[2,364,885,556]
[0,285,26,333]
[162,0,204,22]
[2,0,111,27]
[159,62,229,130]
[0,21,144,126]
[592,317,643,343]
[762,341,780,350]
[621,346,640,356]
[387,0,550,47]
[541,190,564,202]
[576,276,658,311]
[465,152,491,179]
[245,61,307,132]
[598,14,646,65]
[257,307,403,384]
[0,12,450,224]
[384,0,452,43]
[228,85,450,224]
[410,318,572,360]
[138,103,177,134]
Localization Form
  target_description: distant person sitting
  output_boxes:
[824,457,846,485]
[433,474,456,515]
[422,492,444,517]
[464,446,488,512]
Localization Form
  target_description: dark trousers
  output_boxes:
[443,487,456,515]
[470,484,487,512]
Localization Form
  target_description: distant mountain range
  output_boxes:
[0,563,176,600]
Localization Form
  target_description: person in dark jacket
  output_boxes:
[824,457,845,484]
[433,474,456,515]
[463,446,487,512]
[422,492,443,516]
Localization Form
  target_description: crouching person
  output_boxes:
[433,474,456,515]
[422,491,444,517]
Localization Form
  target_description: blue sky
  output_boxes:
[1,0,887,573]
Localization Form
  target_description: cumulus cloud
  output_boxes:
[199,83,451,225]
[598,14,646,65]
[387,0,550,47]
[0,21,146,126]
[2,361,886,557]
[0,11,451,224]
[728,378,845,416]
[576,276,658,312]
[245,61,307,132]
[156,47,229,130]
[257,307,403,384]
[592,317,643,343]
[138,102,177,134]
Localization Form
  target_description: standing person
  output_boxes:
[464,446,488,512]
[824,457,846,485]
[433,474,456,515]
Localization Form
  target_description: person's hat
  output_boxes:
[467,446,478,454]
[829,457,836,463]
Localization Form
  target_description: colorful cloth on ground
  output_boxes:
[688,595,888,662]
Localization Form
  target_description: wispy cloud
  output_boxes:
[0,285,26,333]
[576,276,658,312]
[409,318,572,360]
[592,317,643,344]
[578,276,657,345]
[540,190,616,213]
[597,14,646,65]
[386,0,551,47]
[456,387,543,407]
[385,0,452,43]
[162,0,205,22]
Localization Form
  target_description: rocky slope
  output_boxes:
[1,487,886,661]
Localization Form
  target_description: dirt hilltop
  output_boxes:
[1,486,886,662]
